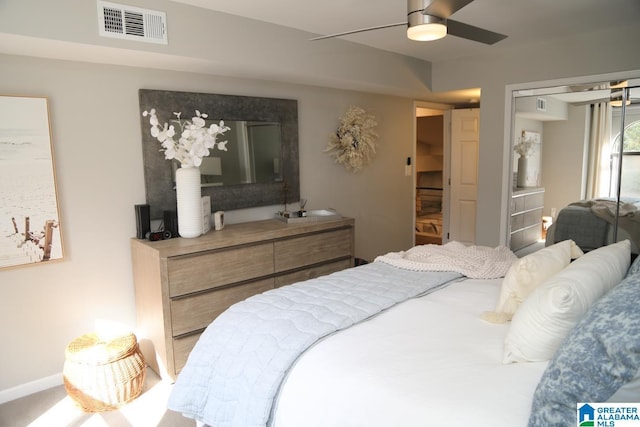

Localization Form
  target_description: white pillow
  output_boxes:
[503,240,631,363]
[482,240,583,324]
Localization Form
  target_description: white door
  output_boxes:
[449,108,479,245]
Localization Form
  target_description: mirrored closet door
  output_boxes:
[508,78,640,254]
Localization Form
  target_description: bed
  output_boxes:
[546,198,640,253]
[168,239,640,427]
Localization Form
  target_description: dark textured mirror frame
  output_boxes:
[138,89,300,219]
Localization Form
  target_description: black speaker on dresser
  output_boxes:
[163,210,178,238]
[134,204,150,239]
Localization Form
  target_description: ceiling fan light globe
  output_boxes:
[407,23,447,41]
[407,11,447,41]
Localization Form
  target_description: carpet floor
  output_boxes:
[0,368,195,427]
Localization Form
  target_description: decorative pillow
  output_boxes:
[528,267,640,426]
[503,240,631,364]
[482,240,583,324]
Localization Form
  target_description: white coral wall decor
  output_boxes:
[325,106,378,172]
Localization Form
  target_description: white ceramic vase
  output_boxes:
[517,156,528,188]
[175,166,202,238]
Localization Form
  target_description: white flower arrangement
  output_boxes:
[142,108,230,168]
[325,106,378,172]
[514,135,536,158]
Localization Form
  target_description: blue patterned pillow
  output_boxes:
[528,272,640,426]
[627,254,640,276]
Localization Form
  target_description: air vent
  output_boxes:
[536,97,547,112]
[97,1,167,44]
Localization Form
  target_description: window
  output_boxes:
[610,118,640,198]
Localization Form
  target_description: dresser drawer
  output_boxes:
[167,243,274,297]
[523,209,542,228]
[274,228,352,272]
[510,230,525,250]
[173,333,201,374]
[512,196,525,213]
[275,259,352,288]
[171,278,275,336]
[524,192,544,210]
[511,213,524,231]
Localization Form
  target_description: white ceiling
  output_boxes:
[169,0,640,64]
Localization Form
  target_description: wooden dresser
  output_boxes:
[130,217,355,380]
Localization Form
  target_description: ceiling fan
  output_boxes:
[310,0,507,45]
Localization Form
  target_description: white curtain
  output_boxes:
[586,102,612,199]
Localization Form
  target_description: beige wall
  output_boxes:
[0,54,415,396]
[543,105,590,217]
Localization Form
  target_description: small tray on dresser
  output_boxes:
[275,209,341,224]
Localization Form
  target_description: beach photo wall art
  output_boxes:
[0,95,64,269]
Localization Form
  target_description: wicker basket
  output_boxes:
[63,332,146,412]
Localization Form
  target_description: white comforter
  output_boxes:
[169,263,461,426]
[271,278,548,427]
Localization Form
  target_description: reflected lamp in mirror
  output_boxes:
[610,97,631,107]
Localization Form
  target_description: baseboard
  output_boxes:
[0,372,63,404]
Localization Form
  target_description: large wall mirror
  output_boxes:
[139,90,300,219]
[506,73,640,253]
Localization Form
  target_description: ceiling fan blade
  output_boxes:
[446,19,507,45]
[309,22,407,41]
[422,0,475,18]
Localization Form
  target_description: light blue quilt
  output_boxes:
[167,262,461,427]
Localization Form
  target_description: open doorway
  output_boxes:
[415,107,446,245]
[414,103,480,247]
